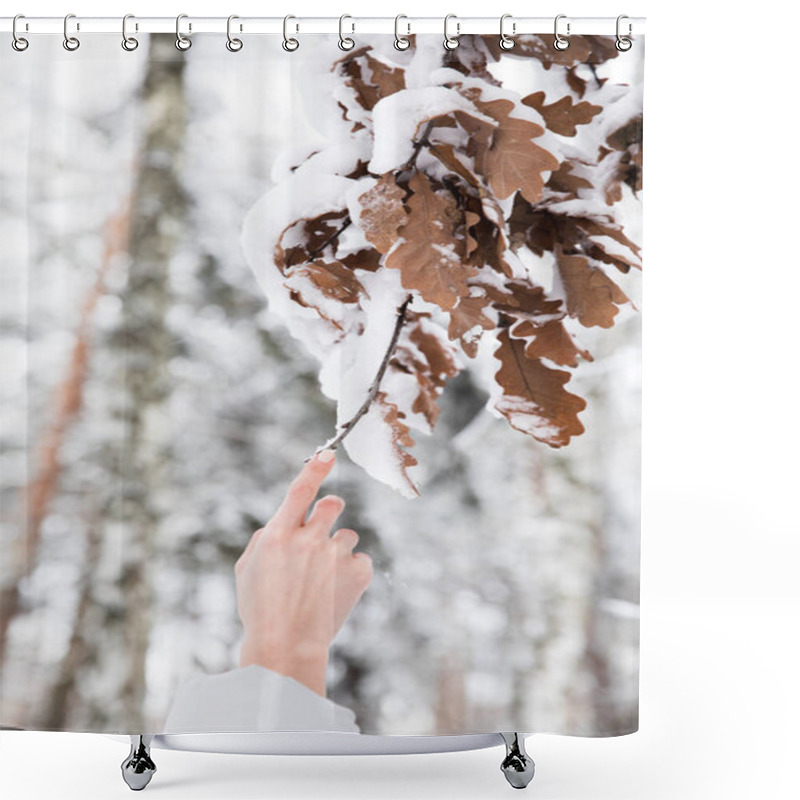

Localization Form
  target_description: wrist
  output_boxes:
[239,637,329,697]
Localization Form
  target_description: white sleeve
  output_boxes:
[161,664,361,734]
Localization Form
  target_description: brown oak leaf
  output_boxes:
[493,327,586,447]
[277,209,350,271]
[521,92,602,136]
[392,321,460,428]
[512,319,594,367]
[374,389,420,497]
[284,260,367,306]
[358,173,408,254]
[385,171,478,311]
[467,94,560,204]
[599,115,643,203]
[447,291,496,357]
[546,161,594,198]
[334,46,406,113]
[554,246,631,328]
[339,248,382,272]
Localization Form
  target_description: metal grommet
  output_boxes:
[63,13,80,51]
[499,13,516,50]
[553,14,570,51]
[394,14,410,50]
[338,14,355,50]
[443,13,459,50]
[282,15,299,51]
[175,13,192,51]
[12,14,29,51]
[616,14,633,51]
[226,15,243,51]
[122,14,139,51]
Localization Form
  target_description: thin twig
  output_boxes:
[307,214,352,260]
[306,293,414,460]
[401,119,435,172]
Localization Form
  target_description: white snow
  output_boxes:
[369,86,495,174]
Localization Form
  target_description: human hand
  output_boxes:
[234,449,373,697]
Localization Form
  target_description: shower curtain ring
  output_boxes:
[338,14,355,51]
[443,13,460,50]
[499,13,516,50]
[616,14,633,51]
[394,14,410,50]
[553,14,570,51]
[12,14,29,51]
[283,15,299,51]
[122,14,139,51]
[226,15,243,51]
[63,13,80,51]
[175,14,192,50]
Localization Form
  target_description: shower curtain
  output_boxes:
[0,26,644,739]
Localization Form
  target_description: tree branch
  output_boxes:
[401,119,435,173]
[306,293,414,460]
[306,214,352,261]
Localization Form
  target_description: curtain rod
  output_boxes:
[1,16,646,37]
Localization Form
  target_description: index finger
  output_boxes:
[271,448,337,529]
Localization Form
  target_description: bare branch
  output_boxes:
[306,293,413,460]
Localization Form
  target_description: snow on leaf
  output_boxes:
[334,46,406,113]
[341,387,421,500]
[357,173,408,254]
[284,260,368,306]
[385,171,478,311]
[277,209,351,271]
[492,327,586,447]
[369,87,495,174]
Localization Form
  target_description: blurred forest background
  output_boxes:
[0,33,641,736]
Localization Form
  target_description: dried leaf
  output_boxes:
[555,246,630,328]
[374,389,420,497]
[339,248,382,272]
[599,115,643,203]
[467,95,560,204]
[509,199,641,274]
[521,91,602,136]
[385,171,478,311]
[285,260,367,305]
[392,321,460,428]
[513,319,594,367]
[447,291,496,357]
[277,210,349,270]
[334,46,406,112]
[358,173,408,254]
[429,141,482,189]
[546,161,594,198]
[489,280,564,325]
[493,327,586,447]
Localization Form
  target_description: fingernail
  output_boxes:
[317,449,336,463]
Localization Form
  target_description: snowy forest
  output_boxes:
[0,31,642,736]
